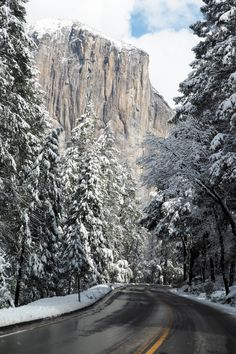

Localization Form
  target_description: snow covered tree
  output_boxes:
[61,126,89,293]
[140,178,193,285]
[175,1,236,227]
[98,125,147,281]
[140,0,236,293]
[62,107,147,289]
[118,167,147,280]
[62,104,113,290]
[25,128,63,300]
[0,0,46,185]
[0,0,47,305]
[109,260,133,283]
[175,0,236,288]
[0,250,13,308]
[96,125,125,260]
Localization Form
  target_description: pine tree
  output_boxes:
[118,167,147,280]
[0,250,13,308]
[98,125,147,281]
[62,107,147,289]
[0,0,47,305]
[97,125,125,262]
[62,104,112,290]
[25,128,63,299]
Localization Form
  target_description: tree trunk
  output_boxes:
[202,260,206,283]
[201,238,207,283]
[219,226,229,295]
[14,242,25,307]
[197,180,236,245]
[229,258,236,287]
[214,253,219,273]
[182,237,187,282]
[210,257,215,282]
[188,248,194,286]
[163,257,168,285]
[67,278,72,295]
[213,208,230,295]
[78,273,81,302]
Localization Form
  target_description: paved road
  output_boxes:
[0,285,236,354]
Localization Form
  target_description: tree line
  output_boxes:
[139,0,236,296]
[0,0,147,308]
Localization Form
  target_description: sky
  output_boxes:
[25,0,203,107]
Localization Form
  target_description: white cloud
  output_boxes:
[133,0,203,30]
[26,0,135,39]
[129,30,199,106]
[26,0,201,106]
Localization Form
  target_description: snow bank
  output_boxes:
[0,284,122,329]
[226,286,236,301]
[171,288,236,317]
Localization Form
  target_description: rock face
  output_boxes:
[32,20,172,171]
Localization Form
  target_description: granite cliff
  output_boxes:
[31,20,172,170]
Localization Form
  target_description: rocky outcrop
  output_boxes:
[31,20,172,170]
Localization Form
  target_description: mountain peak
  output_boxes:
[32,19,172,178]
[31,18,141,53]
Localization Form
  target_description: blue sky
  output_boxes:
[131,3,202,37]
[131,12,149,38]
[26,0,203,106]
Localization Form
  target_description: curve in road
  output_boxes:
[0,285,236,354]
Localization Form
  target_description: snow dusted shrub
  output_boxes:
[141,260,162,284]
[210,290,226,303]
[204,281,215,298]
[162,260,183,285]
[110,260,133,283]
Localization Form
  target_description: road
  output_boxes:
[0,285,236,354]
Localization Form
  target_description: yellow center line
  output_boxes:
[135,306,173,354]
[135,328,164,354]
[145,326,171,354]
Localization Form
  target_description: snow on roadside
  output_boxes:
[171,288,236,317]
[0,284,123,329]
[226,286,236,301]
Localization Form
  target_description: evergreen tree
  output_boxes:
[62,107,147,289]
[0,0,47,305]
[98,125,147,281]
[62,105,112,290]
[0,250,13,308]
[26,128,63,299]
[118,167,147,280]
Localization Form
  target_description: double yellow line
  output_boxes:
[145,326,171,354]
[135,307,172,354]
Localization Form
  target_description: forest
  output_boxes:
[0,0,148,308]
[139,0,236,298]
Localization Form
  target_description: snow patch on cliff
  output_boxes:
[31,18,139,53]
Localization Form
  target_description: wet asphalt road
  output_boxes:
[0,285,236,354]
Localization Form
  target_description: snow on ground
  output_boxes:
[171,288,236,317]
[0,284,123,329]
[226,286,236,301]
